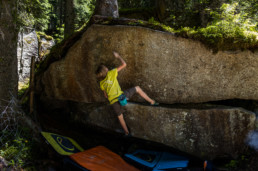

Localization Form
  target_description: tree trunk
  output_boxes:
[48,0,57,33]
[94,0,119,18]
[0,0,18,107]
[59,0,64,26]
[155,0,166,22]
[64,0,75,38]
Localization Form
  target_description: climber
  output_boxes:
[96,51,159,136]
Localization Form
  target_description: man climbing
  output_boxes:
[96,51,159,136]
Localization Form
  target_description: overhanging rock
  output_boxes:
[75,103,256,159]
[41,24,258,104]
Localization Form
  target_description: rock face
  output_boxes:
[17,28,38,83]
[74,103,256,159]
[39,36,55,61]
[38,24,258,159]
[41,24,258,104]
[17,28,55,85]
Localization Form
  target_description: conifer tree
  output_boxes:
[0,0,18,106]
[64,0,75,38]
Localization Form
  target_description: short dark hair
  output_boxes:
[96,65,107,81]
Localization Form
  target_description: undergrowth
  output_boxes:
[122,2,258,52]
[0,98,39,170]
[175,3,258,52]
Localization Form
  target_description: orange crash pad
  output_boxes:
[70,146,139,171]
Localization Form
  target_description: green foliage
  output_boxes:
[37,31,54,41]
[17,0,95,42]
[18,81,30,108]
[0,137,30,166]
[225,159,238,169]
[55,24,65,43]
[17,0,51,31]
[119,0,257,35]
[175,2,258,51]
[46,0,95,42]
[74,0,95,30]
[18,0,257,53]
[93,4,257,51]
[76,18,93,32]
[0,98,40,170]
[232,0,258,24]
[225,155,249,169]
[199,3,257,50]
[148,17,175,33]
[0,129,35,169]
[18,81,29,98]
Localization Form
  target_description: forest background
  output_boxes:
[0,0,257,170]
[18,0,258,50]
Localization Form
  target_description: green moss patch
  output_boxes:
[93,15,258,52]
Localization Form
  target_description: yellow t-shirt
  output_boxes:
[100,68,123,104]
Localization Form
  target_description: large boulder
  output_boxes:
[73,103,256,159]
[40,24,258,104]
[37,24,258,159]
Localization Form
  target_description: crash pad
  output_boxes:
[41,131,84,155]
[125,149,189,170]
[70,146,140,171]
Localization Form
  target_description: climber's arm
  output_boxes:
[113,52,126,72]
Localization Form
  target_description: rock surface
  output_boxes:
[37,24,258,159]
[74,103,256,159]
[41,24,258,104]
[18,28,55,85]
[17,28,38,83]
[39,36,55,61]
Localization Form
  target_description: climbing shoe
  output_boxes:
[151,101,159,106]
[124,132,132,138]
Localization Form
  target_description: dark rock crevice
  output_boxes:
[120,99,258,115]
[208,99,258,114]
[42,98,257,114]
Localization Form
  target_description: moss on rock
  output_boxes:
[35,15,258,79]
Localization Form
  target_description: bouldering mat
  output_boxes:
[70,146,140,171]
[41,131,84,155]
